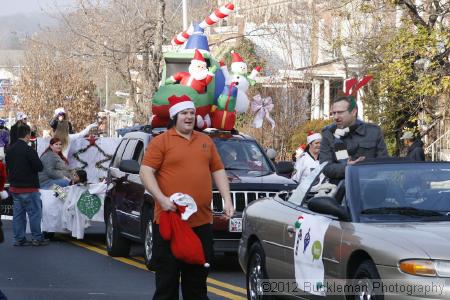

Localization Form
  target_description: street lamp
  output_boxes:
[103,41,109,111]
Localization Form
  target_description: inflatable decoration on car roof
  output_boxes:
[150,3,235,130]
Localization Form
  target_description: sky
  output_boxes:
[0,0,73,16]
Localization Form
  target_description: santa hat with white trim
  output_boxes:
[168,95,196,119]
[230,51,247,74]
[307,131,322,144]
[190,49,207,68]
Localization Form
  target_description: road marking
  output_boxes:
[207,286,246,300]
[64,238,247,298]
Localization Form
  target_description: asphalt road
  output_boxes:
[0,219,247,300]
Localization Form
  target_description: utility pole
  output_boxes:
[182,0,188,30]
[105,67,109,110]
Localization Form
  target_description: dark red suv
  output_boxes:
[104,127,296,269]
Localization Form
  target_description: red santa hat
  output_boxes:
[191,49,207,67]
[168,95,196,119]
[230,51,247,73]
[307,131,322,144]
[159,193,209,267]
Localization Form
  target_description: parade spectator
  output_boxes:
[139,95,234,300]
[6,125,48,246]
[49,107,74,134]
[9,112,27,146]
[70,169,88,185]
[0,119,9,149]
[0,149,6,245]
[400,131,425,161]
[292,131,322,184]
[320,96,388,180]
[39,137,71,189]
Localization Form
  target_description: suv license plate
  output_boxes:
[229,217,242,232]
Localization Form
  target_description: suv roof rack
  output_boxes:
[202,128,239,135]
[116,124,152,136]
[151,127,168,135]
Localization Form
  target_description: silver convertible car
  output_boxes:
[238,160,450,299]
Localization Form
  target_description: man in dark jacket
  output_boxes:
[5,125,48,246]
[400,131,425,161]
[320,96,388,180]
[9,112,27,146]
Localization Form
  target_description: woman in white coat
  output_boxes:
[292,131,322,184]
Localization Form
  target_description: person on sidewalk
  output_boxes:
[400,131,425,161]
[9,112,27,146]
[140,95,234,300]
[49,107,74,134]
[5,125,48,247]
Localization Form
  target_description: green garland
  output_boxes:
[72,141,113,171]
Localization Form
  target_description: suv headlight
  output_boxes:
[399,259,450,277]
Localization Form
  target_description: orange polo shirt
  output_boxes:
[142,128,224,227]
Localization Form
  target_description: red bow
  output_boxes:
[344,75,373,97]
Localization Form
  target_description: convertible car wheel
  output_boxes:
[352,260,384,300]
[106,208,131,257]
[246,242,272,300]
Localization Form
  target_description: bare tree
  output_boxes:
[45,0,170,122]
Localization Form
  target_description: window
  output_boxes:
[111,139,128,168]
[133,141,144,162]
[122,139,138,161]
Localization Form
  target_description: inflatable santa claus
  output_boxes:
[165,49,217,95]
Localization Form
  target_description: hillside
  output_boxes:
[0,13,56,50]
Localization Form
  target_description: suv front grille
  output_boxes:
[212,191,278,213]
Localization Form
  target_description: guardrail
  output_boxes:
[425,129,450,161]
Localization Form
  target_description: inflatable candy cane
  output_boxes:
[171,3,235,46]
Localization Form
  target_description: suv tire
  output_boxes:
[106,207,131,257]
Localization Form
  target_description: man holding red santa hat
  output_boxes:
[140,94,234,300]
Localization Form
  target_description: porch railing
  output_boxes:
[425,129,450,161]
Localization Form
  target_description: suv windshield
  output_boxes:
[214,139,273,176]
[352,163,450,222]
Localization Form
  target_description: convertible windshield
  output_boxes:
[213,139,272,175]
[353,163,450,221]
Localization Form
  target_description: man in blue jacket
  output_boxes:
[5,125,47,246]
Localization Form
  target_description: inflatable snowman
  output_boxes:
[220,51,261,114]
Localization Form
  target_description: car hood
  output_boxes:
[365,222,450,259]
[226,170,295,185]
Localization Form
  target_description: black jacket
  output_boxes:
[320,121,388,179]
[406,140,425,161]
[49,118,74,134]
[5,139,43,189]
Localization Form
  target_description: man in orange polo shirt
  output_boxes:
[140,95,234,300]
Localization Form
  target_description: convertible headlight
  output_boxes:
[399,259,450,277]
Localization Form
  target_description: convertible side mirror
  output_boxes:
[307,196,350,221]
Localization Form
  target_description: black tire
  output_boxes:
[350,260,384,300]
[143,217,153,270]
[106,208,131,257]
[246,242,273,300]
